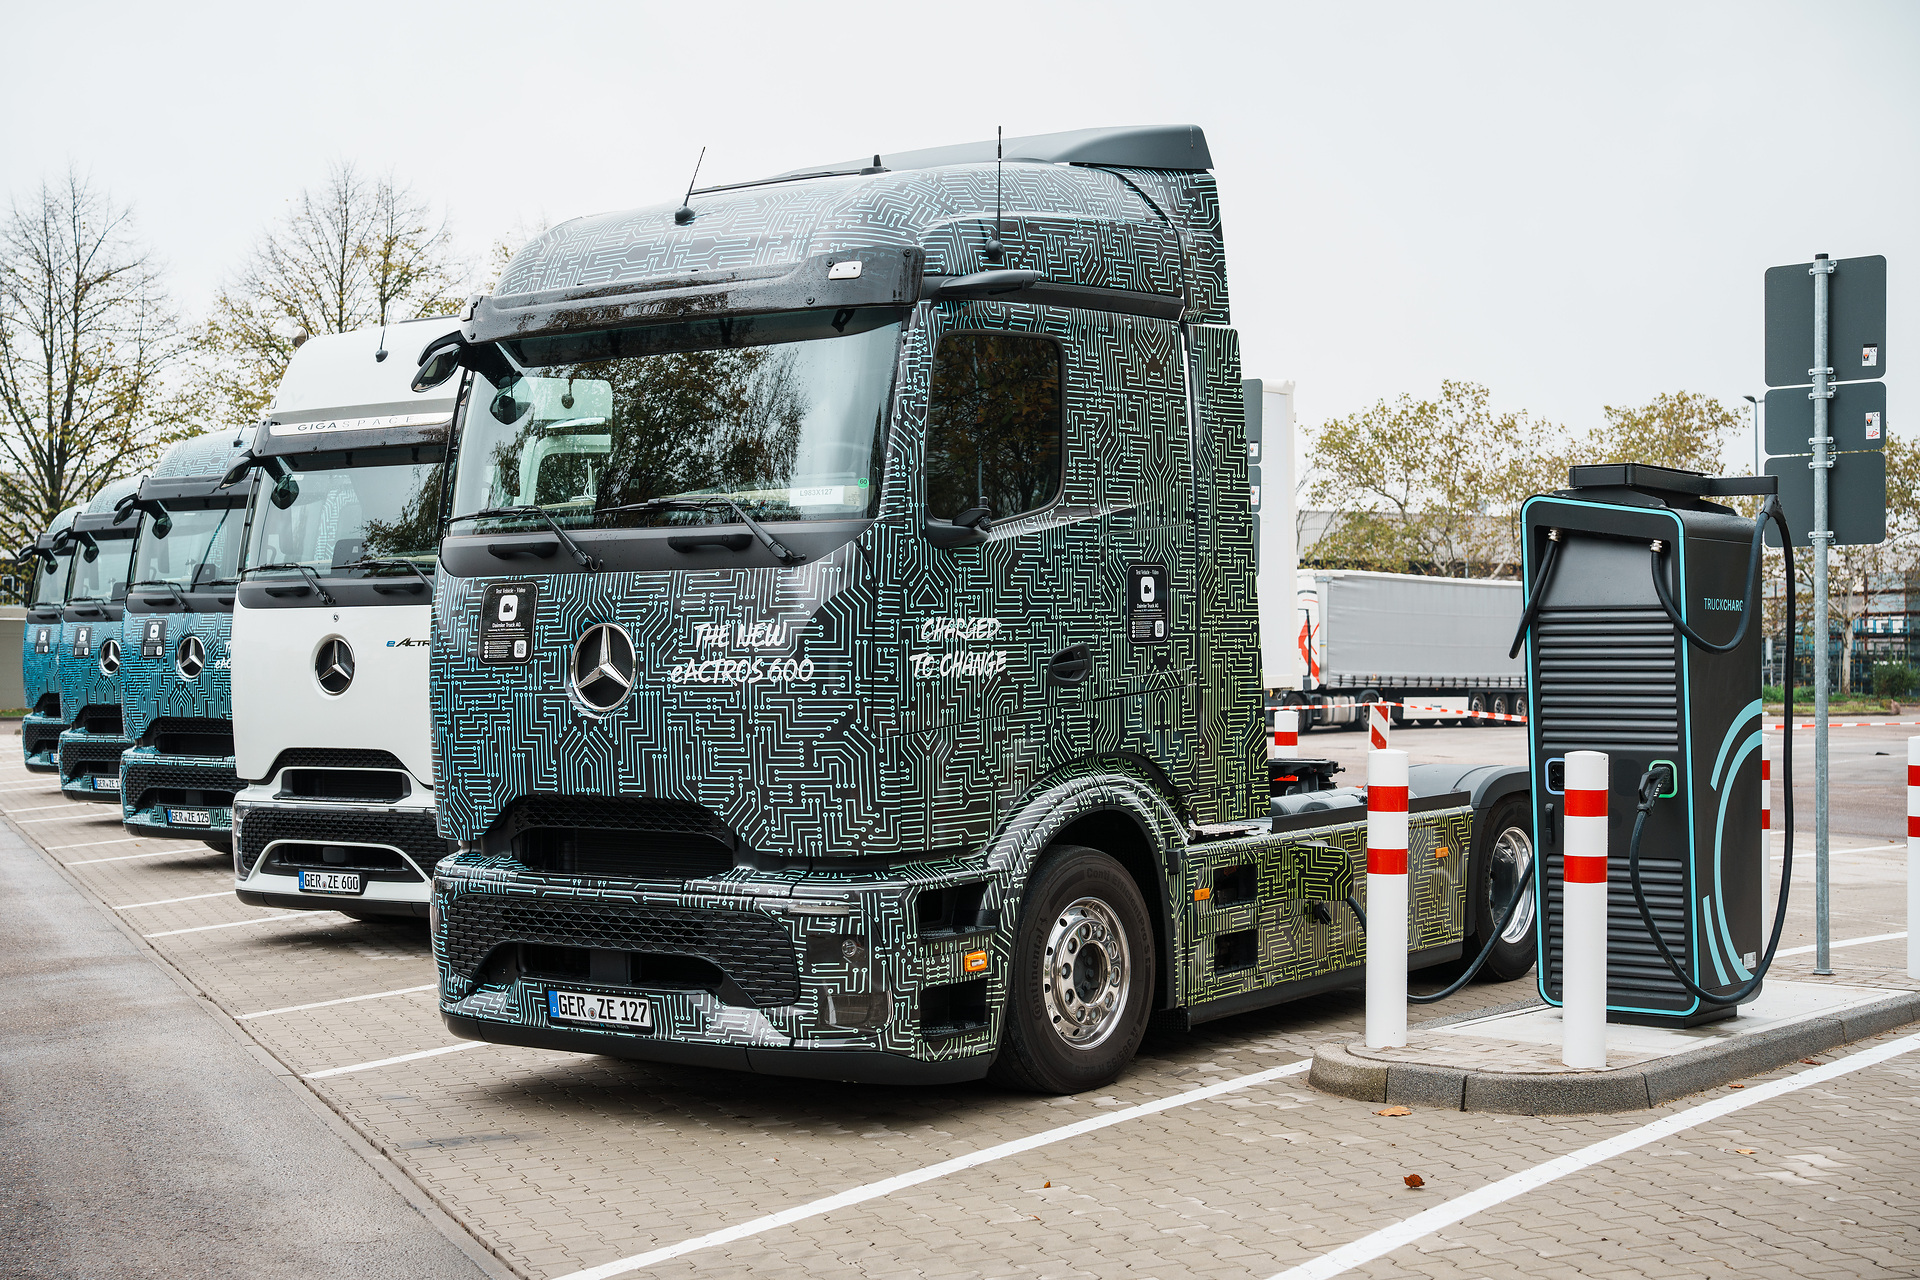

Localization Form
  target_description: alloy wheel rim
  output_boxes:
[1491,825,1537,944]
[1041,895,1131,1050]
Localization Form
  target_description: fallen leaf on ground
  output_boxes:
[1801,1059,1823,1066]
[1727,1083,1746,1089]
[1735,1148,1756,1155]
[1042,1181,1050,1188]
[1404,1174,1425,1188]
[1375,1105,1413,1116]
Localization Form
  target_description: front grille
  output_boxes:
[148,717,234,757]
[123,757,242,810]
[1535,605,1691,1011]
[268,747,408,775]
[442,890,800,1008]
[264,843,423,882]
[59,734,128,776]
[499,795,738,880]
[238,806,446,879]
[280,769,409,803]
[22,721,65,755]
[32,693,59,718]
[76,707,123,737]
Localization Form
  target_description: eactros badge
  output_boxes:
[571,623,634,712]
[316,637,354,695]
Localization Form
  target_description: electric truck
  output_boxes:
[20,505,80,771]
[422,125,1533,1090]
[227,318,462,919]
[56,477,146,802]
[117,429,257,851]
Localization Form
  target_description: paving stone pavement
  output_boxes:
[4,726,1918,1279]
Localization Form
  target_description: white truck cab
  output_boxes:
[229,317,461,919]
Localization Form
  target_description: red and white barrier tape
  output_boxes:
[1767,719,1920,730]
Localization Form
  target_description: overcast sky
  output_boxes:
[6,0,1915,469]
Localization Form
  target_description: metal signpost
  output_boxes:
[1762,253,1888,974]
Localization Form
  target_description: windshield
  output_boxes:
[30,552,70,606]
[243,456,443,573]
[68,535,138,603]
[451,309,901,530]
[133,505,245,588]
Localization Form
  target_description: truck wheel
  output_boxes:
[1467,797,1538,983]
[1466,694,1488,727]
[991,844,1155,1094]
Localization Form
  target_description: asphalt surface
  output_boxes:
[0,818,492,1280]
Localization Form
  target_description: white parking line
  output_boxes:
[1778,930,1906,957]
[238,984,437,1020]
[64,847,200,865]
[3,803,78,814]
[49,837,141,852]
[552,1058,1315,1280]
[113,891,233,910]
[15,813,110,825]
[303,1041,486,1079]
[1262,1029,1920,1280]
[143,914,302,938]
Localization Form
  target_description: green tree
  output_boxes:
[182,163,466,426]
[1586,390,1743,473]
[0,172,184,553]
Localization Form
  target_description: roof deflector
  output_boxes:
[773,125,1212,179]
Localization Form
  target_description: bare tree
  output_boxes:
[0,172,182,552]
[183,163,466,426]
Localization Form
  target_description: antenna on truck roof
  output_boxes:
[674,147,707,225]
[983,126,1005,264]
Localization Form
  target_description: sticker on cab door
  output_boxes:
[1127,565,1169,644]
[479,582,537,665]
[71,625,92,658]
[140,617,167,658]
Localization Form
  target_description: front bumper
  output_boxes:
[58,730,131,802]
[233,786,446,909]
[22,714,67,772]
[120,747,239,842]
[433,853,1007,1084]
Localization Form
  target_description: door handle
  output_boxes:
[1046,643,1092,687]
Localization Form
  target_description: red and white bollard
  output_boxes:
[1365,748,1410,1048]
[1270,708,1299,760]
[1368,702,1391,752]
[1562,750,1609,1069]
[1761,751,1772,940]
[1908,738,1919,981]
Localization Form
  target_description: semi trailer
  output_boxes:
[227,318,463,919]
[56,477,145,802]
[117,430,256,850]
[419,124,1533,1091]
[1289,569,1526,729]
[19,505,80,771]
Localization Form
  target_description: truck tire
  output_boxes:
[1466,796,1538,983]
[991,844,1155,1094]
[1466,693,1488,727]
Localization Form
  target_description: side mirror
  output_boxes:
[270,474,300,510]
[413,337,464,392]
[922,506,993,549]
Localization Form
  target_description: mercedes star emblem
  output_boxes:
[98,638,121,677]
[176,634,206,680]
[571,623,635,712]
[315,636,354,695]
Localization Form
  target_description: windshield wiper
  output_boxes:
[244,562,336,605]
[450,505,599,572]
[129,579,187,606]
[336,556,433,589]
[596,498,803,565]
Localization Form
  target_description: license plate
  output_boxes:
[92,774,120,791]
[168,808,211,826]
[298,870,363,895]
[548,989,653,1031]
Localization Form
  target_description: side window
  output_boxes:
[925,331,1062,523]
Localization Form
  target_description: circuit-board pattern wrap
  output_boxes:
[57,479,144,799]
[20,504,79,769]
[433,141,1459,1070]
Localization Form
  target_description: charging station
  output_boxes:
[1518,464,1787,1027]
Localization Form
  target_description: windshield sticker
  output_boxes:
[479,583,537,665]
[140,617,167,658]
[269,412,450,437]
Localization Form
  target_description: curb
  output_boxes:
[1308,989,1920,1114]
